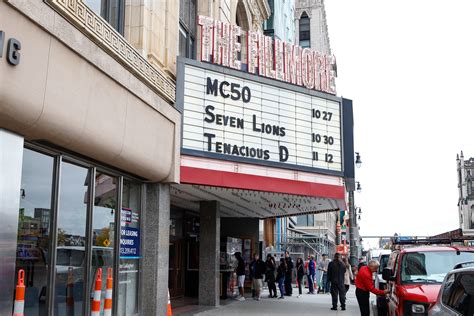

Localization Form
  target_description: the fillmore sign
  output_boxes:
[198,16,337,94]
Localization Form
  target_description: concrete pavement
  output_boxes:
[181,287,362,316]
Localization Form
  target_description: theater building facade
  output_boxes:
[169,12,355,306]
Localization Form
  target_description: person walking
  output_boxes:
[296,258,305,298]
[327,253,347,311]
[284,251,294,296]
[318,254,331,294]
[343,257,353,293]
[249,253,266,301]
[234,252,246,301]
[265,254,277,298]
[355,260,389,316]
[307,255,316,294]
[276,258,287,299]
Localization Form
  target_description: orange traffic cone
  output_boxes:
[167,290,173,316]
[104,268,113,316]
[91,268,102,316]
[66,267,74,315]
[13,269,25,316]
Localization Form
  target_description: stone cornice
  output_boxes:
[44,0,176,103]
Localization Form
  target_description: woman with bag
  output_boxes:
[343,257,353,293]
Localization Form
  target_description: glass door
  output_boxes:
[54,161,90,315]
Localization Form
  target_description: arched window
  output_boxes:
[236,0,250,68]
[299,12,310,48]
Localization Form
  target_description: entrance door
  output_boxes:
[169,240,184,297]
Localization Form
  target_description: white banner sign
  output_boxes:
[182,64,342,172]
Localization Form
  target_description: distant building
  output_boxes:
[457,151,474,235]
[295,0,331,54]
[263,0,296,44]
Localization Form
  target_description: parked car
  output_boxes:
[429,261,474,315]
[374,250,392,315]
[383,246,474,316]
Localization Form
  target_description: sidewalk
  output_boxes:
[175,287,361,316]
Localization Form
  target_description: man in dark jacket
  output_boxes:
[284,251,294,296]
[249,253,267,301]
[327,253,346,311]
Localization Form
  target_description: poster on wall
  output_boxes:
[120,208,140,259]
[180,61,343,174]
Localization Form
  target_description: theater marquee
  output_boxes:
[178,59,343,174]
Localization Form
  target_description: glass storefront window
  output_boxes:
[54,162,90,316]
[92,172,117,314]
[118,180,141,316]
[11,145,144,315]
[15,149,54,315]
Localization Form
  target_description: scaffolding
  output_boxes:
[271,228,336,261]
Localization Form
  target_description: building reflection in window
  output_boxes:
[15,149,54,315]
[91,172,117,311]
[54,162,90,316]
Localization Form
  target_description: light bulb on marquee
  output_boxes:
[247,31,259,74]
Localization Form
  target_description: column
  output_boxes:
[141,183,170,315]
[0,129,23,315]
[199,201,220,306]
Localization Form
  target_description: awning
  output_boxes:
[173,156,347,218]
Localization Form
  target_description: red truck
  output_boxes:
[382,245,474,315]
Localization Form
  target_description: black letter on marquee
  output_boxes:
[206,77,218,96]
[7,38,21,65]
[204,105,215,123]
[219,81,230,98]
[279,146,289,162]
[204,133,216,151]
[0,31,4,58]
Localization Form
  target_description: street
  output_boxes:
[176,287,368,316]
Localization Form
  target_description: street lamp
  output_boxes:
[355,152,362,168]
[356,182,362,193]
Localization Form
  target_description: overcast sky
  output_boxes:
[324,1,474,243]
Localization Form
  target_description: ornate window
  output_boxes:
[299,12,310,48]
[84,0,125,35]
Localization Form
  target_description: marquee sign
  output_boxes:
[198,16,337,95]
[180,60,343,174]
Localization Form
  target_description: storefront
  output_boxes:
[11,144,143,315]
[170,14,355,307]
[0,0,180,315]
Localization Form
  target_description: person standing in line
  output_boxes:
[265,254,277,298]
[276,258,287,299]
[355,260,389,316]
[307,255,316,294]
[318,253,331,294]
[234,252,246,301]
[327,253,347,311]
[296,258,305,298]
[343,257,353,294]
[249,253,266,301]
[284,250,294,296]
